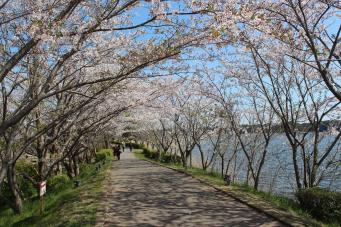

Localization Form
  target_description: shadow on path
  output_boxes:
[96,152,286,227]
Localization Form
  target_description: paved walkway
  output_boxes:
[96,152,286,227]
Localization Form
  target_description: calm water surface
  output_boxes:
[191,133,341,197]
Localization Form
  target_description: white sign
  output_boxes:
[39,181,46,197]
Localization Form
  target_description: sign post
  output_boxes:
[39,181,46,215]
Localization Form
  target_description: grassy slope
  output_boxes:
[134,150,338,227]
[0,154,112,227]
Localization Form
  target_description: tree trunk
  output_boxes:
[0,163,8,188]
[221,156,224,178]
[180,152,187,168]
[72,155,80,177]
[232,153,237,183]
[37,152,45,182]
[254,145,269,190]
[7,164,23,214]
[254,176,259,191]
[104,135,109,149]
[86,150,92,164]
[56,161,63,175]
[310,130,319,188]
[198,144,206,170]
[63,160,74,179]
[182,154,188,169]
[292,146,302,189]
[246,166,250,185]
[1,132,13,188]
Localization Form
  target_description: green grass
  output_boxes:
[134,149,226,186]
[230,183,339,226]
[132,149,144,158]
[231,183,309,216]
[0,157,112,227]
[133,149,339,227]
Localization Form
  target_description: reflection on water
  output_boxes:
[191,133,341,198]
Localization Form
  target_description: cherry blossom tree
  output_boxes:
[249,46,341,189]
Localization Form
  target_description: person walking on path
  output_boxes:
[111,144,115,157]
[114,145,122,160]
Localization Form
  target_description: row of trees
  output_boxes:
[0,0,340,214]
[135,0,341,192]
[0,0,211,213]
[140,63,340,192]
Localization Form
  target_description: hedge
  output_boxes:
[296,187,341,223]
[0,161,37,208]
[95,149,113,162]
[15,160,38,199]
[141,146,182,164]
[111,140,122,145]
[47,174,72,192]
[125,142,144,149]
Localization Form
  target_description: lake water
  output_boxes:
[191,133,341,198]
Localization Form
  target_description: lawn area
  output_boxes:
[0,154,112,227]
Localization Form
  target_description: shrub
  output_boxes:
[126,142,144,149]
[0,160,37,207]
[171,155,182,164]
[0,181,12,208]
[0,180,37,209]
[95,152,106,162]
[111,140,122,145]
[15,160,38,199]
[18,176,37,199]
[79,162,92,173]
[47,174,72,192]
[160,152,171,163]
[141,146,182,164]
[142,147,159,160]
[149,151,159,160]
[16,160,38,179]
[142,147,149,155]
[95,149,113,162]
[296,187,341,223]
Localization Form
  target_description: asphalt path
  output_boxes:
[96,152,286,227]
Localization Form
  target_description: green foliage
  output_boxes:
[0,160,38,207]
[78,161,101,179]
[79,162,93,176]
[0,157,111,227]
[15,160,38,199]
[142,147,158,159]
[296,187,341,223]
[160,152,171,163]
[125,142,144,149]
[18,177,37,200]
[160,152,181,164]
[15,160,38,178]
[233,182,303,212]
[0,180,12,208]
[138,144,182,165]
[111,140,122,145]
[0,162,36,210]
[47,174,72,193]
[95,149,113,162]
[95,152,107,162]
